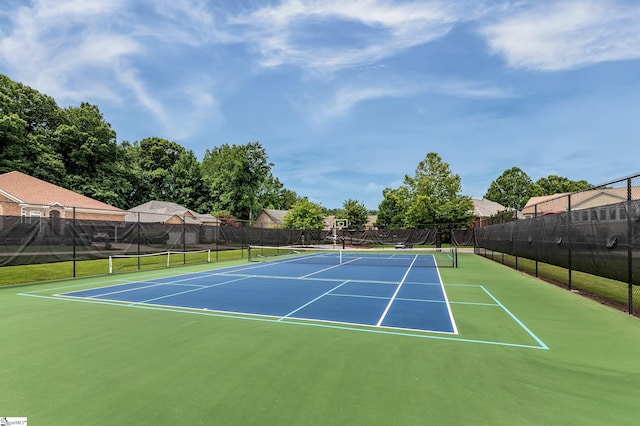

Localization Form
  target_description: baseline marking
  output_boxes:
[17,291,548,350]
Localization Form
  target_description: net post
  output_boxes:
[207,249,211,263]
[167,252,171,268]
[108,256,113,274]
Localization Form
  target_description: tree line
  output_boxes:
[483,167,592,211]
[1,74,591,229]
[374,159,592,230]
[0,74,296,219]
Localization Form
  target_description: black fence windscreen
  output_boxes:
[0,204,469,275]
[473,174,640,314]
[475,199,640,285]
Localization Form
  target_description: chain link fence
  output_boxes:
[0,202,473,283]
[475,173,640,315]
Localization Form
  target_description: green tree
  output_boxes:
[169,149,211,212]
[403,153,473,227]
[0,74,65,182]
[484,167,537,211]
[257,172,298,211]
[124,137,210,211]
[136,137,184,200]
[0,76,134,207]
[283,198,326,230]
[201,142,272,221]
[0,74,62,134]
[376,187,409,229]
[339,199,369,230]
[377,153,473,229]
[54,103,118,178]
[52,103,131,206]
[535,175,592,195]
[0,112,30,171]
[279,189,299,210]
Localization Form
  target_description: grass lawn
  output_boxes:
[2,253,640,425]
[483,252,640,313]
[0,248,247,286]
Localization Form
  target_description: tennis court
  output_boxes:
[4,250,640,425]
[60,247,458,334]
[26,247,546,349]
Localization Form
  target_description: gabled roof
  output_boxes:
[129,200,192,215]
[472,198,507,218]
[259,209,288,224]
[522,187,632,215]
[126,200,218,224]
[0,170,122,211]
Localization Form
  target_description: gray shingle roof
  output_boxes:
[261,209,288,224]
[472,198,507,218]
[126,200,218,224]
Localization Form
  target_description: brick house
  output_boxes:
[0,171,125,221]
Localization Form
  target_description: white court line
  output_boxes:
[298,262,347,279]
[278,280,351,321]
[376,255,418,326]
[134,275,253,305]
[435,264,459,334]
[480,286,549,350]
[18,291,547,349]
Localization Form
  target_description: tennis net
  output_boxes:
[109,249,211,274]
[248,245,457,268]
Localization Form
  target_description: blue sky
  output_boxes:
[1,0,639,210]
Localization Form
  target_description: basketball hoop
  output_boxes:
[333,218,349,230]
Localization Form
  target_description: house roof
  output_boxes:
[126,200,218,224]
[522,187,631,214]
[0,170,122,211]
[472,198,507,218]
[259,209,288,224]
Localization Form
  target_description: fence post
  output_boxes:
[183,213,187,265]
[137,212,141,271]
[627,178,633,314]
[72,207,76,278]
[567,194,572,290]
[215,219,219,262]
[534,205,538,277]
[242,224,246,259]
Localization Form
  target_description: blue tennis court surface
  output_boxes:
[60,251,458,334]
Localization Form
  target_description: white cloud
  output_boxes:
[138,1,234,45]
[310,83,415,123]
[437,81,514,99]
[302,76,512,123]
[0,0,225,140]
[116,66,167,124]
[31,0,123,18]
[0,1,138,101]
[233,0,475,74]
[364,181,384,194]
[481,0,640,71]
